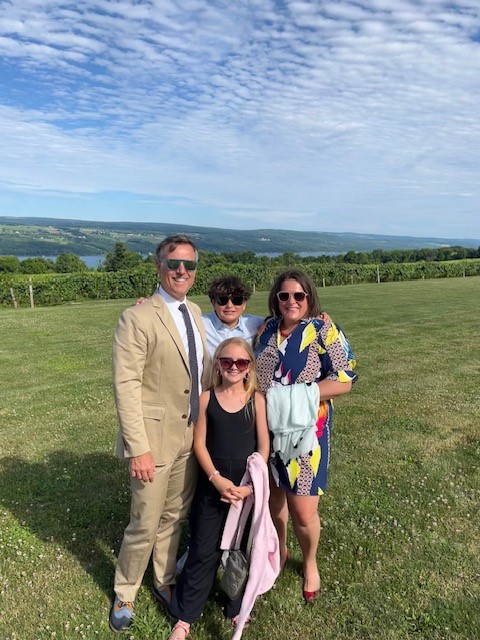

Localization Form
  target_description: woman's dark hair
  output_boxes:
[268,269,321,318]
[207,275,252,301]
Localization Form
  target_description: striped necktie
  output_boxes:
[178,303,199,423]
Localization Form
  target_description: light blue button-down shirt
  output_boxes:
[203,311,265,357]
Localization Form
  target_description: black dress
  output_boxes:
[169,390,257,623]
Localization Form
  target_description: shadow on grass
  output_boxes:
[0,450,129,595]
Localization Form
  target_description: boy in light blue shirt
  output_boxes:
[203,275,264,357]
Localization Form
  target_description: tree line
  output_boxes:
[2,257,480,308]
[213,245,480,265]
[1,242,479,275]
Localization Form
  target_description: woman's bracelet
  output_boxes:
[208,469,220,482]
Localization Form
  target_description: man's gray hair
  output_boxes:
[155,234,198,262]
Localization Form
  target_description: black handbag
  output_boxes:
[219,498,254,600]
[219,549,249,600]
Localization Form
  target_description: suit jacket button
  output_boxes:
[184,389,189,394]
[182,414,188,419]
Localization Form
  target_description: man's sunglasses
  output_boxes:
[218,357,251,372]
[213,295,246,306]
[276,291,308,303]
[161,259,198,271]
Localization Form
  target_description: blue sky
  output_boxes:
[1,0,479,240]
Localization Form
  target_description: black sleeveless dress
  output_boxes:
[169,390,257,623]
[206,390,257,484]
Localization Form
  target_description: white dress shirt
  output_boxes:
[158,286,204,398]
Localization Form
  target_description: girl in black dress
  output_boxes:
[168,338,270,640]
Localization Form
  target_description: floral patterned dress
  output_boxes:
[254,317,357,496]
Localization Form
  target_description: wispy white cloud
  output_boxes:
[0,0,479,238]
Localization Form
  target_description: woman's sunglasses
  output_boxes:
[276,291,308,303]
[161,259,198,271]
[213,295,246,306]
[218,357,251,372]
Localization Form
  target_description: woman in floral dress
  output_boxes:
[254,269,357,603]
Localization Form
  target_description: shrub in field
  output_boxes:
[104,242,143,271]
[0,256,20,273]
[54,253,88,273]
[19,257,55,274]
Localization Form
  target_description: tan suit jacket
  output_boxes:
[113,292,211,466]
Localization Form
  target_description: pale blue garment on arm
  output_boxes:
[266,382,320,464]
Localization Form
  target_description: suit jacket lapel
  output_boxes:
[151,292,189,369]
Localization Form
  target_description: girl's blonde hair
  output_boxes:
[211,337,259,408]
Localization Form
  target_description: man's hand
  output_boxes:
[129,452,155,483]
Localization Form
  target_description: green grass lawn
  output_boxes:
[1,277,479,640]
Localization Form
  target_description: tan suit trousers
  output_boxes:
[114,427,198,602]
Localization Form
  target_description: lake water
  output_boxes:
[18,255,105,268]
[17,250,338,268]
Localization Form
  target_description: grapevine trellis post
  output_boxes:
[29,278,34,308]
[10,288,18,308]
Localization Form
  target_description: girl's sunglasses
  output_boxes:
[218,357,251,372]
[276,291,308,303]
[213,295,246,306]
[161,259,198,271]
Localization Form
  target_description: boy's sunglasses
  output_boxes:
[218,357,251,372]
[161,259,198,271]
[276,291,308,303]
[213,295,246,306]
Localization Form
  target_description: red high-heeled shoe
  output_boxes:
[302,587,319,604]
[302,577,320,604]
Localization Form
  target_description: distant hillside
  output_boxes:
[0,216,478,256]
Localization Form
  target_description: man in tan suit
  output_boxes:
[110,234,211,632]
